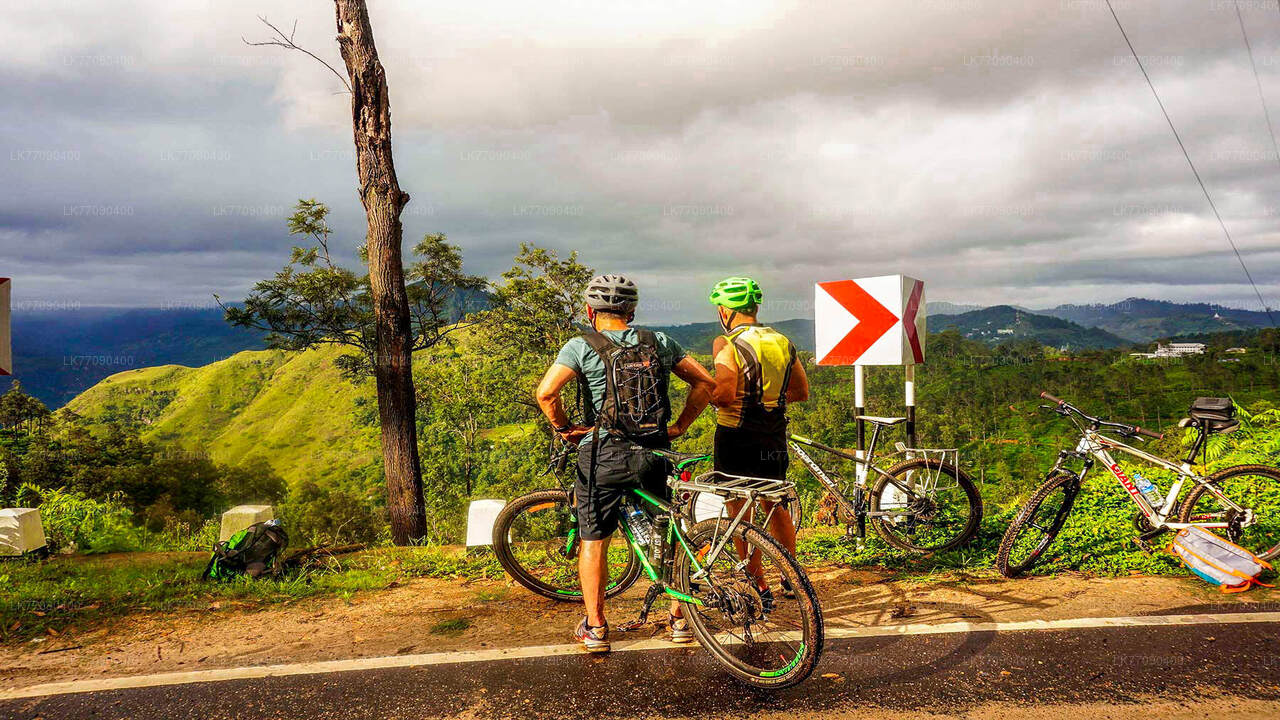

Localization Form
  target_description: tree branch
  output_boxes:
[244,16,352,94]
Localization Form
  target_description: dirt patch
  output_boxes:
[2,565,1274,689]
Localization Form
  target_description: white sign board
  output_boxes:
[0,279,9,376]
[815,275,925,366]
[466,499,506,547]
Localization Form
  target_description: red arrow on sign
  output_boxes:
[817,280,899,365]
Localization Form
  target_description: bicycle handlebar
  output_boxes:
[1038,391,1163,440]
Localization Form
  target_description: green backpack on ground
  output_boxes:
[202,519,289,581]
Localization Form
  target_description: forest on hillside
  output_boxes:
[4,300,1279,555]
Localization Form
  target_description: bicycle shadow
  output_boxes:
[812,567,1064,631]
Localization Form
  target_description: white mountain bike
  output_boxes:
[997,392,1280,577]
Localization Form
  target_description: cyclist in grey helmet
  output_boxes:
[536,274,714,652]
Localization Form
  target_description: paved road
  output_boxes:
[3,619,1278,720]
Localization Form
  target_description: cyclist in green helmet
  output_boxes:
[708,277,809,598]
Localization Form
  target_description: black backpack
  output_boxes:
[580,329,671,444]
[202,520,289,581]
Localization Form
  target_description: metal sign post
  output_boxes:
[854,364,866,456]
[904,364,917,449]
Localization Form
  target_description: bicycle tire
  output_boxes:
[995,472,1078,578]
[871,458,983,553]
[1178,464,1280,561]
[674,519,824,689]
[492,488,642,601]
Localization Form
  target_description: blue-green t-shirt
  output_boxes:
[554,329,685,443]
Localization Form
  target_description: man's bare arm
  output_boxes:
[535,364,591,442]
[669,356,715,437]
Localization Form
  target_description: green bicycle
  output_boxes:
[493,447,825,688]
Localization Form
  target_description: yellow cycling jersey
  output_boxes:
[714,324,797,430]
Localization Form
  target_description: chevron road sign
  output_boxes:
[814,275,925,366]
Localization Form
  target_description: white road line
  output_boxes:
[3,611,1278,700]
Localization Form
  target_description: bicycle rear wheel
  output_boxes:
[492,489,642,601]
[871,458,982,552]
[995,472,1078,577]
[1178,464,1280,561]
[674,518,823,689]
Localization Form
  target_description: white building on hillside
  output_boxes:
[1130,342,1206,360]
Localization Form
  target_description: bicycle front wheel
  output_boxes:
[492,489,642,601]
[871,458,983,552]
[995,472,1078,577]
[674,519,823,689]
[1178,464,1280,561]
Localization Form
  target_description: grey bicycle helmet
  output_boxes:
[583,274,639,313]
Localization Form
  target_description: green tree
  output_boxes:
[475,244,593,412]
[224,198,484,544]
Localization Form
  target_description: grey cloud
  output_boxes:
[1,0,1278,321]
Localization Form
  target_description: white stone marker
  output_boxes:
[220,505,274,542]
[0,508,47,556]
[466,499,506,547]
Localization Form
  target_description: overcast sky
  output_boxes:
[2,0,1278,322]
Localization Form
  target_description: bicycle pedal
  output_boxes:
[1131,537,1154,555]
[616,619,647,632]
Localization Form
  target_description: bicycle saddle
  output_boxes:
[855,415,906,426]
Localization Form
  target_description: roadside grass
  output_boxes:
[429,617,473,636]
[5,475,1267,647]
[0,545,505,646]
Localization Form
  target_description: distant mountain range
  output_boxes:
[6,307,266,408]
[6,296,1272,407]
[1030,298,1273,342]
[929,305,1130,349]
[650,319,815,354]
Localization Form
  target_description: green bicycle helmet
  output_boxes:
[709,276,763,310]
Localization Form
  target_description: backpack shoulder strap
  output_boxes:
[580,330,617,360]
[778,336,798,407]
[633,328,658,348]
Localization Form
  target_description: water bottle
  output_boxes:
[648,515,670,567]
[1134,473,1164,510]
[625,501,651,546]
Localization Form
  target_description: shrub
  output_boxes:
[16,484,146,553]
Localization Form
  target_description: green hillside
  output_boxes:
[67,347,381,489]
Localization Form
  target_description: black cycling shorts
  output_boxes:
[575,434,671,541]
[714,425,788,480]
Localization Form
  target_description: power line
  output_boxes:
[1234,1,1280,171]
[1104,0,1275,326]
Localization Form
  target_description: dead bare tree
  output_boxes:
[246,5,426,544]
[331,0,426,544]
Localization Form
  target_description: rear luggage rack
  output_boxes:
[673,471,795,501]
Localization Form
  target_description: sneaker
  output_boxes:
[780,577,796,599]
[758,586,776,614]
[574,617,611,653]
[669,614,694,644]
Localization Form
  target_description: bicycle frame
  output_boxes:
[788,433,946,515]
[1060,430,1252,532]
[620,485,707,608]
[619,452,799,616]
